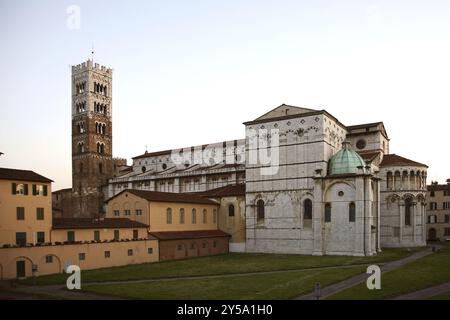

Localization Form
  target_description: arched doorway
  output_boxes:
[428,228,437,241]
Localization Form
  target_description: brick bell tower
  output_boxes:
[71,59,113,217]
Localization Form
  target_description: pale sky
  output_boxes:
[1,0,450,190]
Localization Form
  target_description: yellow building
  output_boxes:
[105,190,230,261]
[427,182,450,241]
[0,168,53,246]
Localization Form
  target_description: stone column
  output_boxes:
[312,171,324,256]
[399,200,405,245]
[173,178,180,193]
[412,201,417,245]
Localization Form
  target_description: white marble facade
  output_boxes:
[107,104,427,255]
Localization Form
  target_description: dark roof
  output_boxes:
[427,184,450,191]
[380,154,428,168]
[106,189,219,205]
[52,188,72,194]
[132,149,172,160]
[0,167,53,183]
[149,229,231,240]
[356,151,380,163]
[194,184,245,198]
[52,218,148,230]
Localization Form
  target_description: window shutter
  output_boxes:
[12,183,16,195]
[32,184,36,196]
[43,185,48,196]
[24,184,28,195]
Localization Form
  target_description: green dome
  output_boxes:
[328,142,367,175]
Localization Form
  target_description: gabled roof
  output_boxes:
[194,184,245,198]
[106,189,219,205]
[380,154,428,168]
[52,218,148,229]
[252,104,318,121]
[346,122,389,139]
[132,149,172,160]
[0,167,53,183]
[149,229,231,240]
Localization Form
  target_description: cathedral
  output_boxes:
[60,59,428,256]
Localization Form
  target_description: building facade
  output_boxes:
[426,182,450,241]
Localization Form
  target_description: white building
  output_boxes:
[107,104,428,256]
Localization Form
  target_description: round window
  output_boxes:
[162,163,167,170]
[338,191,344,197]
[141,166,146,173]
[356,139,366,150]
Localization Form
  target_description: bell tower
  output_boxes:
[71,59,113,217]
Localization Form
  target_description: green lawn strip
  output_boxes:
[82,266,366,300]
[20,247,421,286]
[327,243,450,300]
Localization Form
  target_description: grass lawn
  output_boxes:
[328,243,450,300]
[84,266,366,300]
[21,247,420,286]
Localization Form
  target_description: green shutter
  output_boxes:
[43,185,48,196]
[12,183,16,195]
[32,184,36,196]
[24,184,28,195]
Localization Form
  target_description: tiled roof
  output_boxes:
[427,184,450,191]
[132,150,172,159]
[52,218,148,229]
[0,167,53,183]
[106,189,219,205]
[149,229,231,240]
[380,154,428,168]
[195,184,245,198]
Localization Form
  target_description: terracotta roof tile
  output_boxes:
[194,184,245,198]
[0,167,53,183]
[52,218,148,229]
[149,229,231,240]
[380,154,428,168]
[106,189,219,205]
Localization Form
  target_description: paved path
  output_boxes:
[392,281,450,300]
[294,248,434,300]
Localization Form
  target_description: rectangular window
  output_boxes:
[430,202,438,210]
[147,248,153,254]
[133,229,139,239]
[444,228,450,236]
[430,191,435,197]
[444,190,450,197]
[36,208,44,220]
[104,251,111,258]
[114,229,120,240]
[16,207,25,220]
[45,255,53,263]
[32,184,48,196]
[67,231,75,242]
[127,249,133,256]
[428,215,437,224]
[124,210,131,216]
[78,253,85,261]
[349,203,356,222]
[324,203,331,222]
[444,202,450,210]
[36,232,45,244]
[445,215,450,223]
[16,232,26,246]
[94,230,100,241]
[113,210,120,217]
[135,209,142,216]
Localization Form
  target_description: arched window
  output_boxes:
[78,142,85,153]
[166,208,172,224]
[228,204,235,217]
[213,209,217,224]
[349,202,356,222]
[303,199,312,228]
[192,208,197,224]
[256,199,265,222]
[405,198,412,226]
[102,124,106,134]
[203,209,207,223]
[179,208,185,224]
[386,171,393,189]
[324,203,331,222]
